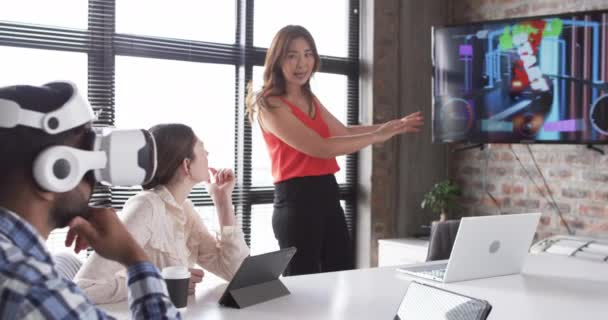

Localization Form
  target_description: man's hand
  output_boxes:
[188,268,205,295]
[65,207,148,267]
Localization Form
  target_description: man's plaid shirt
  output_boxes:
[0,208,180,319]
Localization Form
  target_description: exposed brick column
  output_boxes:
[368,0,402,267]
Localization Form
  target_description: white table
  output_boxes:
[100,254,608,319]
[378,237,429,266]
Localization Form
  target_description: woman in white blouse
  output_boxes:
[74,123,250,304]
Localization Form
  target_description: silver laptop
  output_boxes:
[398,213,541,283]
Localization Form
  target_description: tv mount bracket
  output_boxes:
[586,144,605,155]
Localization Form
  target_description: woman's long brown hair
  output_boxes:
[142,123,196,190]
[245,25,321,122]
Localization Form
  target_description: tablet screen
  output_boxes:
[395,282,491,320]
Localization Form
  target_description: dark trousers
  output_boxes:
[272,174,354,276]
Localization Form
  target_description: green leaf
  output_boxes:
[420,180,462,215]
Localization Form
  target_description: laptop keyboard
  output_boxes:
[398,263,448,281]
[416,268,447,280]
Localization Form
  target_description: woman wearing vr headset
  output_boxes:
[75,123,250,304]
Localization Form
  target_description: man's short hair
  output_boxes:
[0,83,89,195]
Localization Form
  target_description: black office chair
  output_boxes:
[425,219,460,261]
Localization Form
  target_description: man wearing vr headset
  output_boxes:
[0,82,180,319]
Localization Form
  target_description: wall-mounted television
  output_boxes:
[432,10,608,144]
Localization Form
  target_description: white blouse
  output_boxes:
[74,186,250,304]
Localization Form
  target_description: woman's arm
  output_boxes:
[258,97,424,159]
[74,197,155,304]
[315,97,383,136]
[186,169,248,281]
[186,203,249,281]
[316,96,421,135]
[74,254,129,304]
[207,168,236,228]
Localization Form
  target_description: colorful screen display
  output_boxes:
[433,11,608,144]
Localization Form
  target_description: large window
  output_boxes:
[0,47,87,91]
[116,1,235,44]
[115,56,235,167]
[254,0,350,57]
[0,0,359,257]
[0,1,87,29]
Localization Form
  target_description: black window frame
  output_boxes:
[0,0,360,249]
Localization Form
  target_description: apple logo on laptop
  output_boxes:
[489,240,501,254]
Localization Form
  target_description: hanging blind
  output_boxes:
[0,0,360,249]
[344,0,361,233]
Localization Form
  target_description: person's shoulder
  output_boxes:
[260,96,291,119]
[27,271,94,318]
[0,237,29,269]
[0,241,49,287]
[121,190,161,219]
[265,95,283,106]
[264,96,292,110]
[126,189,161,207]
[183,199,201,221]
[0,239,92,316]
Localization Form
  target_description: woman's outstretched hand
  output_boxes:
[374,111,424,143]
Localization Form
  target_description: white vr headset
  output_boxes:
[0,81,157,193]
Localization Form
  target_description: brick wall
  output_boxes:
[452,0,608,23]
[450,0,608,239]
[369,0,403,266]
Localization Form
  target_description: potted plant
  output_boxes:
[421,180,462,222]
